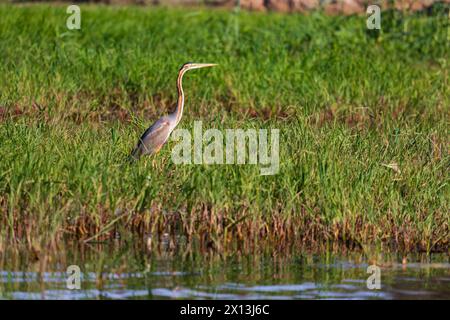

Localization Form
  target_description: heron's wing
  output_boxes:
[140,119,172,151]
[131,119,172,159]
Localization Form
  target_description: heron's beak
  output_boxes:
[189,63,218,70]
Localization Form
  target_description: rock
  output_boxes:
[249,0,321,12]
[266,0,291,12]
[291,0,320,12]
[324,0,365,15]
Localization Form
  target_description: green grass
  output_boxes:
[0,4,448,253]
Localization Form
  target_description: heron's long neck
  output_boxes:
[174,69,186,125]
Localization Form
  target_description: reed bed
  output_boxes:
[0,4,448,254]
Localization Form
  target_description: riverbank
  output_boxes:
[0,4,448,253]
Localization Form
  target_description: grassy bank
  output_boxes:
[0,4,448,253]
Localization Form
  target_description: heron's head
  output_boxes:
[181,62,218,71]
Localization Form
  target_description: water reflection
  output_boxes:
[0,242,448,300]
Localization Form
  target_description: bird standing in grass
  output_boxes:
[130,62,217,161]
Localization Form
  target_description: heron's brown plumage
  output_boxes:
[129,62,217,161]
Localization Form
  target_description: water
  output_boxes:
[0,242,448,300]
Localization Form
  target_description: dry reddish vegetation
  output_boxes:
[74,0,450,14]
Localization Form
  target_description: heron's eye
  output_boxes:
[180,63,190,70]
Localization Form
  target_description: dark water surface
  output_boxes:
[0,242,448,300]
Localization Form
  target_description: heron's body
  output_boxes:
[130,62,216,161]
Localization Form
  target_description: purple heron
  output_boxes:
[130,62,217,161]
